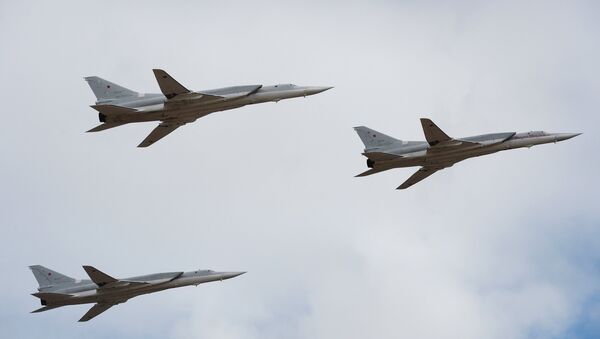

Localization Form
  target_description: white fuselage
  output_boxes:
[102,85,328,124]
[373,132,577,169]
[39,271,242,307]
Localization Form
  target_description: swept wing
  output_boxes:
[152,69,226,103]
[138,119,196,148]
[153,69,190,99]
[83,266,118,287]
[83,265,151,289]
[421,118,482,152]
[420,118,451,146]
[79,303,114,322]
[397,162,458,190]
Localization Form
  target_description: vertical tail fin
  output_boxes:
[353,126,401,150]
[29,265,76,288]
[84,76,138,103]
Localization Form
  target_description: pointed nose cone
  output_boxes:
[555,133,582,141]
[221,272,246,280]
[304,86,333,96]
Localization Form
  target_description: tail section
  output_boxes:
[84,76,138,103]
[31,305,64,313]
[353,126,401,150]
[29,265,76,289]
[32,292,73,302]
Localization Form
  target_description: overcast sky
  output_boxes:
[1,1,599,338]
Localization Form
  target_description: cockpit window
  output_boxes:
[528,131,545,137]
[512,131,547,139]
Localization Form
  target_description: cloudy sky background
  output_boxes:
[1,1,599,338]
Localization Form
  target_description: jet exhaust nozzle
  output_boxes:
[98,113,107,122]
[367,159,375,168]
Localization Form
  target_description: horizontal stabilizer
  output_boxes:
[153,69,190,99]
[31,305,64,313]
[83,266,118,287]
[90,105,136,115]
[32,292,72,302]
[355,167,393,177]
[362,152,400,161]
[86,122,127,132]
[79,303,114,322]
[420,118,451,146]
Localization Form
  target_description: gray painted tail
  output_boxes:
[354,126,400,150]
[29,265,76,288]
[84,76,138,103]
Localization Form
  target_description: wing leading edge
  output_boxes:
[152,69,190,99]
[420,118,451,146]
[79,303,115,322]
[397,162,458,190]
[397,166,442,189]
[83,266,117,287]
[137,119,195,147]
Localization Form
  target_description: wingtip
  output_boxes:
[355,171,371,177]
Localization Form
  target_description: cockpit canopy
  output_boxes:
[194,269,215,274]
[527,131,546,137]
[513,131,547,139]
[273,84,296,88]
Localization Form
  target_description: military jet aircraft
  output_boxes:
[85,69,332,147]
[354,118,580,189]
[29,265,245,322]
